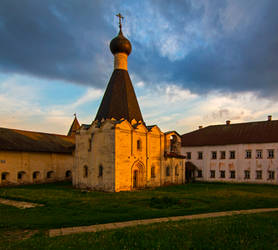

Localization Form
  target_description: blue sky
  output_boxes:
[0,0,278,134]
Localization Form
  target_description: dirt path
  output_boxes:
[49,207,278,237]
[0,198,43,209]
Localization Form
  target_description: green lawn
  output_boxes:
[1,182,278,248]
[2,212,278,249]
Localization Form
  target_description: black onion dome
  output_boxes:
[110,30,132,55]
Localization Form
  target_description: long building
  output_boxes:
[0,117,79,186]
[181,116,278,184]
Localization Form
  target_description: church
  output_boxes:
[73,17,186,192]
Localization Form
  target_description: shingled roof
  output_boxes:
[67,116,81,136]
[0,127,75,154]
[94,69,144,123]
[182,120,278,147]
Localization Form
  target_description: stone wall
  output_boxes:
[73,120,115,191]
[0,151,73,186]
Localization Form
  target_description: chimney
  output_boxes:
[199,126,203,129]
[268,115,272,121]
[226,120,231,125]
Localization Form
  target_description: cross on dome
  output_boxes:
[116,13,124,30]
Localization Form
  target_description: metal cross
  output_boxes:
[116,13,124,29]
[74,113,76,118]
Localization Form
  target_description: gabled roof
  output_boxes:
[0,127,75,154]
[94,69,144,123]
[165,130,181,137]
[67,117,81,136]
[181,120,278,147]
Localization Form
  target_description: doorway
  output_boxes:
[185,162,196,182]
[133,170,138,188]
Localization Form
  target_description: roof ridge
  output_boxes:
[0,126,69,138]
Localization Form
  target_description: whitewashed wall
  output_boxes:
[181,143,278,184]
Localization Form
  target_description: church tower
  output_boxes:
[95,15,143,123]
[73,14,186,192]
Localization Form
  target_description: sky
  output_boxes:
[0,0,278,135]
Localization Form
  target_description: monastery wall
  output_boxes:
[181,143,278,184]
[0,151,73,186]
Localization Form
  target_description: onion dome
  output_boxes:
[110,29,132,56]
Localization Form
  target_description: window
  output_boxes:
[186,152,191,160]
[268,171,275,180]
[220,171,225,178]
[244,170,250,179]
[230,151,235,159]
[83,165,88,178]
[210,170,215,178]
[175,166,179,176]
[220,151,226,159]
[256,150,262,159]
[198,152,203,160]
[268,149,274,159]
[211,151,217,159]
[47,171,54,179]
[245,150,252,159]
[137,139,142,151]
[1,172,9,181]
[151,166,156,178]
[230,171,235,179]
[197,170,203,178]
[33,171,39,180]
[166,166,170,177]
[17,171,25,180]
[65,170,72,178]
[88,138,92,152]
[99,165,103,177]
[256,170,262,179]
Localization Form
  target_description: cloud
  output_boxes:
[0,0,278,98]
[71,88,103,108]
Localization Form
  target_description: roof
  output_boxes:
[0,127,75,154]
[164,151,186,159]
[182,120,278,147]
[67,117,81,136]
[94,69,144,123]
[165,131,181,137]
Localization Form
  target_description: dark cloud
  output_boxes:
[0,0,278,96]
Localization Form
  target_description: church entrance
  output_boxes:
[133,170,138,188]
[131,161,145,189]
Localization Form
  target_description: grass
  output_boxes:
[2,212,278,249]
[1,181,278,248]
[2,181,278,231]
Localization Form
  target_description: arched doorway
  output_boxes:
[131,161,145,189]
[185,161,197,183]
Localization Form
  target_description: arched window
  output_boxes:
[166,166,170,177]
[175,165,179,176]
[151,166,155,178]
[137,139,142,151]
[33,171,40,180]
[65,170,72,178]
[83,165,88,178]
[1,172,9,181]
[99,165,103,177]
[47,171,54,179]
[17,171,26,180]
